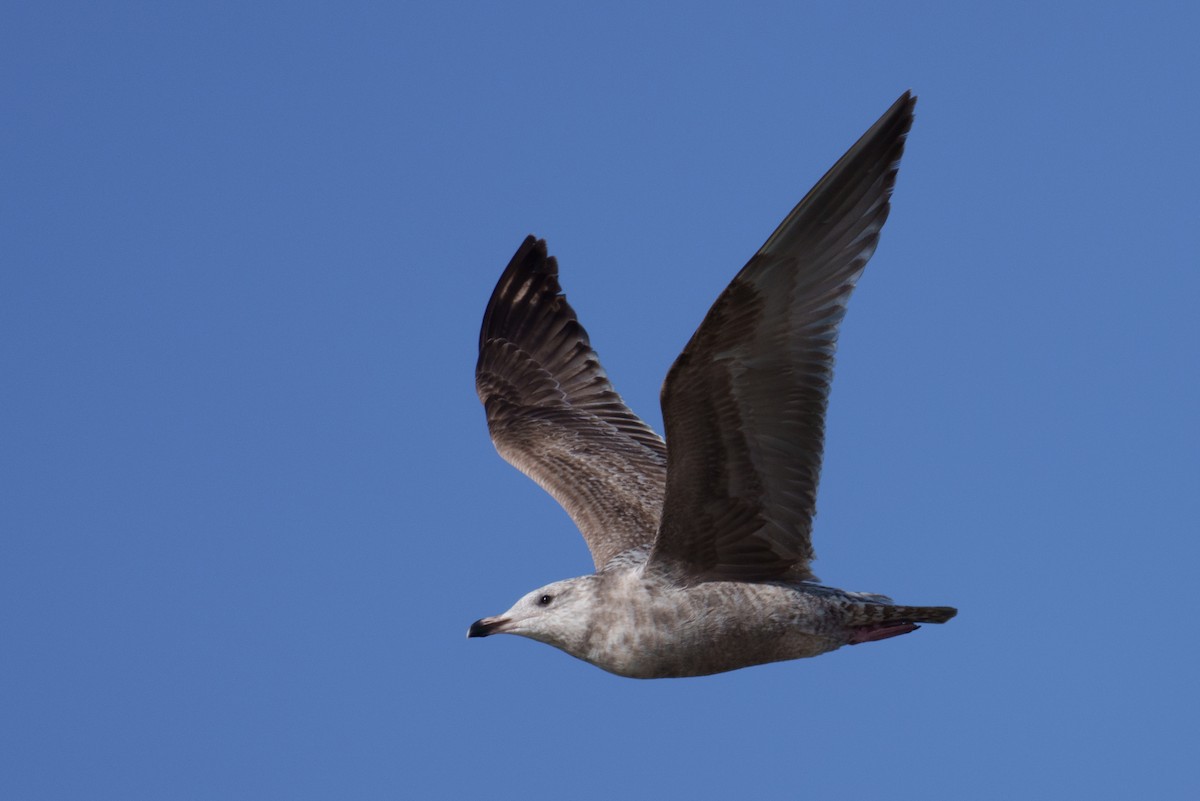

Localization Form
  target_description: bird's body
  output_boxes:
[469,91,956,678]
[494,569,950,679]
[473,567,953,679]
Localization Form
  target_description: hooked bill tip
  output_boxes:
[467,616,507,638]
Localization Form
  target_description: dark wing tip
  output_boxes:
[757,90,915,260]
[478,235,556,353]
[885,90,917,126]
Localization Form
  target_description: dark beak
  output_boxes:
[467,616,510,638]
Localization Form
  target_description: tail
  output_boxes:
[845,603,957,645]
[887,604,958,624]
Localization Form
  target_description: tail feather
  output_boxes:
[849,602,958,626]
[844,603,956,645]
[892,604,958,624]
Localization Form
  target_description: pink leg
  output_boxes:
[848,622,919,645]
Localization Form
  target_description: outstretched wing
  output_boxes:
[646,92,916,583]
[476,237,668,570]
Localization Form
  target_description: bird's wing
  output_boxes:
[646,92,916,583]
[476,237,668,570]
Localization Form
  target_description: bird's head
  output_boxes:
[468,575,600,654]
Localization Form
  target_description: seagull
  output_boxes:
[469,91,956,678]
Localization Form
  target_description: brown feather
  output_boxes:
[647,92,917,583]
[476,238,667,569]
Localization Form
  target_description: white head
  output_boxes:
[468,575,600,656]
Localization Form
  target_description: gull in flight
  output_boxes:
[469,92,956,678]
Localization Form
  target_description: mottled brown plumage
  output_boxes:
[470,92,956,678]
[476,240,668,569]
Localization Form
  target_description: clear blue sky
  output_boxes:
[3,2,1197,799]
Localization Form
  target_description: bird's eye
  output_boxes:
[537,594,553,606]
